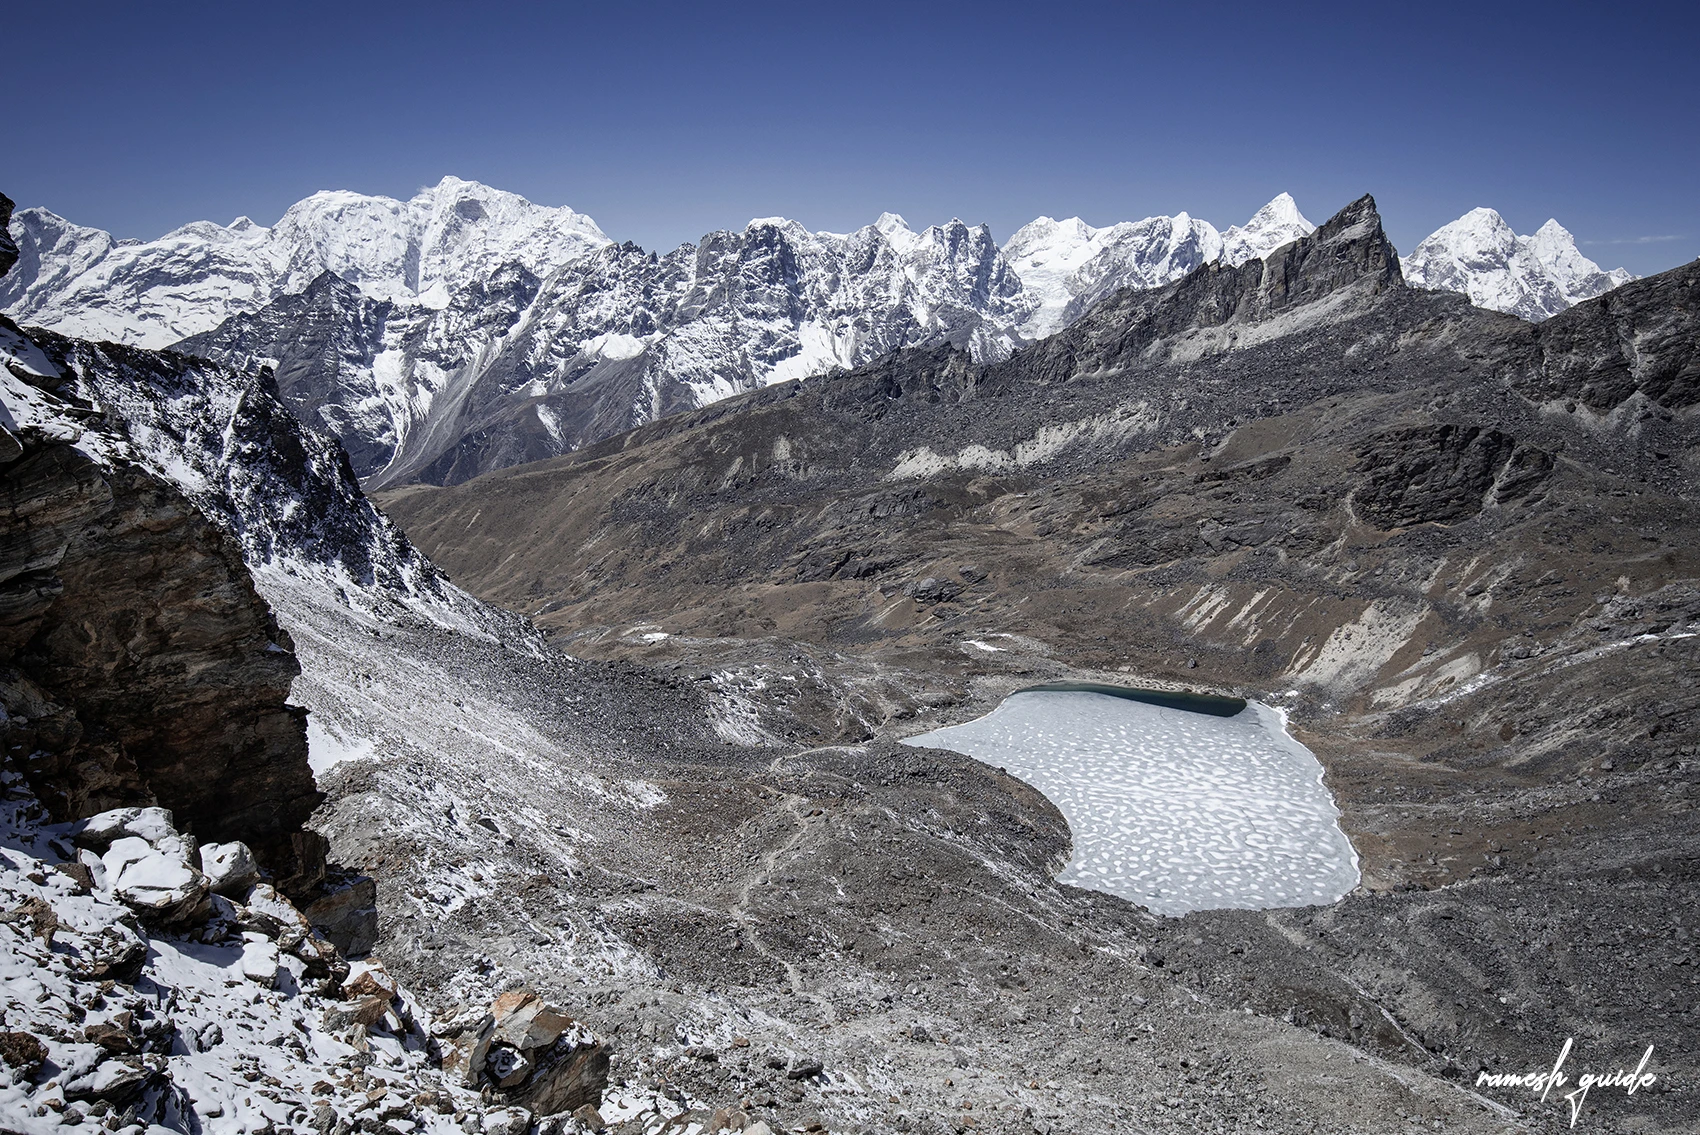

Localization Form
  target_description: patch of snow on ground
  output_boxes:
[306,715,377,776]
[903,690,1359,916]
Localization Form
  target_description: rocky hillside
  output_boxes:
[379,195,1700,1131]
[1,335,324,889]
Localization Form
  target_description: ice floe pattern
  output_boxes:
[904,691,1358,915]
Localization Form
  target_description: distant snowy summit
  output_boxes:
[1401,207,1634,322]
[0,180,1331,485]
[0,180,1316,356]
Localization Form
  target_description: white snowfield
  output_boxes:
[904,690,1360,917]
[1400,207,1634,322]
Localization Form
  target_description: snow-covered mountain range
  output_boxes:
[0,179,1633,486]
[1003,193,1318,339]
[0,177,608,349]
[1400,208,1634,322]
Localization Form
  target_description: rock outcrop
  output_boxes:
[435,987,609,1115]
[0,383,325,889]
[1353,425,1552,528]
[0,193,17,279]
[0,201,341,896]
[1526,257,1700,411]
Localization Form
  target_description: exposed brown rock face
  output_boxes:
[1353,424,1552,528]
[0,193,17,280]
[0,356,324,891]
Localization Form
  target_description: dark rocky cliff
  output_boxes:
[0,192,18,279]
[0,421,324,884]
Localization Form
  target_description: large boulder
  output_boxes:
[69,807,178,853]
[302,870,377,956]
[100,833,207,923]
[198,840,260,896]
[436,1012,495,1089]
[510,1037,611,1118]
[491,989,574,1051]
[239,933,281,987]
[434,988,608,1109]
[493,991,608,1115]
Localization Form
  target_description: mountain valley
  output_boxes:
[2,180,1695,1135]
[376,197,1700,1131]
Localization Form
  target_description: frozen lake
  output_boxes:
[904,687,1359,916]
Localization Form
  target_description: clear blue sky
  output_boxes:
[6,0,1696,276]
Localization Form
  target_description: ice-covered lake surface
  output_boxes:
[904,688,1359,916]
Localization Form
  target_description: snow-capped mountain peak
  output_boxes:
[1220,191,1315,267]
[1528,217,1634,294]
[6,184,1337,487]
[1401,207,1633,321]
[0,177,611,348]
[874,211,912,236]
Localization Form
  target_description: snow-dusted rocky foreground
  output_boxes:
[904,691,1360,917]
[0,762,704,1135]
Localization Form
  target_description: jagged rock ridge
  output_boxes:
[7,181,1640,489]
